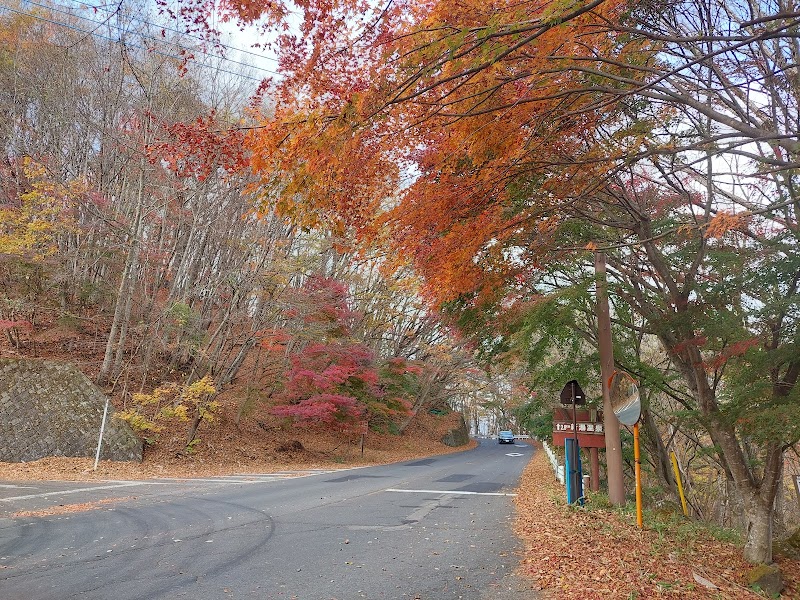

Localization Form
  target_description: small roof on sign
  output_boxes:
[609,371,641,426]
[559,380,586,405]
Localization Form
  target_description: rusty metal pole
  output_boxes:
[595,251,626,505]
[634,422,643,528]
[570,382,583,502]
[571,384,578,442]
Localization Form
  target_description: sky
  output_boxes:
[4,1,283,86]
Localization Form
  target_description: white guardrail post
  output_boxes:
[542,440,565,485]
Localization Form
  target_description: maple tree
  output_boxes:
[263,274,417,429]
[468,166,799,566]
[117,375,218,450]
[4,0,798,572]
[270,341,381,426]
[146,110,248,182]
[159,0,800,566]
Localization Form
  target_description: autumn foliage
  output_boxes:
[3,0,800,577]
[147,111,248,181]
[271,341,377,424]
[264,275,414,430]
[515,448,800,599]
[117,376,219,446]
[0,158,81,261]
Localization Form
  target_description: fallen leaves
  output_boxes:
[0,410,475,482]
[12,497,132,518]
[513,446,800,599]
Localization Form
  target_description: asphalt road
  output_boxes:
[0,439,538,600]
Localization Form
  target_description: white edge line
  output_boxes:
[385,488,516,497]
[147,478,266,484]
[0,482,146,502]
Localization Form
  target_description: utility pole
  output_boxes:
[595,251,625,505]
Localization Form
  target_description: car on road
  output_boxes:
[497,430,515,444]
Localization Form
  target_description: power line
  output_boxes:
[0,5,264,83]
[19,0,282,75]
[67,0,280,64]
[0,2,281,81]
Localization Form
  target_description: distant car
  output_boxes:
[498,430,515,444]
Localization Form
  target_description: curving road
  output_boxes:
[0,439,537,600]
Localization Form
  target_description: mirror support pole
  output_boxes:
[595,251,626,506]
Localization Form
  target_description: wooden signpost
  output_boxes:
[552,406,604,493]
[552,408,606,447]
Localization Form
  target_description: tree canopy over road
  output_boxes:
[1,0,799,568]
[162,0,800,565]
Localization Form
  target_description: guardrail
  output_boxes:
[542,440,565,485]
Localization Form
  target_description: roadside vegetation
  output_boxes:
[515,446,800,599]
[1,0,799,586]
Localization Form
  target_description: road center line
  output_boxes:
[385,488,516,497]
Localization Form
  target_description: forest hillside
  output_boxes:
[2,0,800,584]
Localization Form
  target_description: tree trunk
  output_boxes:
[98,180,143,384]
[184,410,204,450]
[641,407,677,497]
[708,422,781,564]
[658,333,785,564]
[743,494,774,564]
[110,255,139,381]
[218,337,255,387]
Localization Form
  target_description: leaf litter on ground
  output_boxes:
[513,443,800,599]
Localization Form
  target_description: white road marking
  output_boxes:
[0,469,350,502]
[149,477,268,484]
[0,482,147,502]
[5,465,459,507]
[505,453,524,457]
[385,488,516,497]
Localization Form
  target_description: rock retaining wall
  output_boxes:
[0,359,142,462]
[440,414,470,447]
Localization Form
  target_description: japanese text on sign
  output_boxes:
[554,422,604,434]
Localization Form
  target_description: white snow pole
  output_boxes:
[93,398,110,471]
